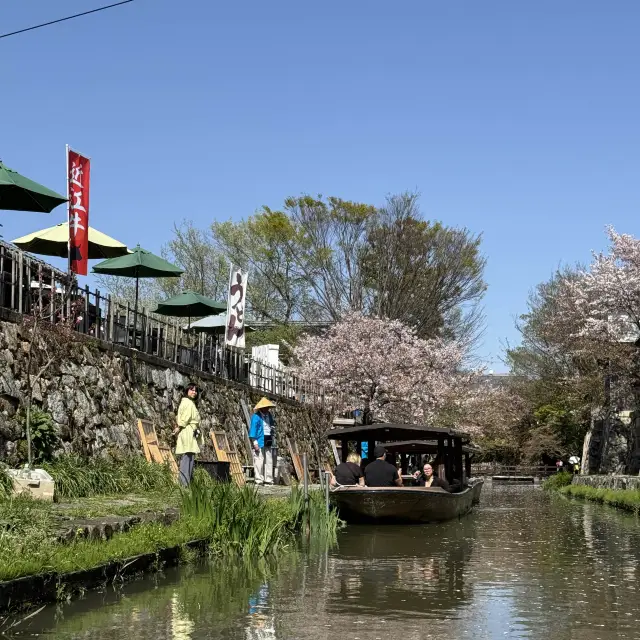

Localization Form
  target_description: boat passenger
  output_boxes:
[331,453,365,486]
[412,463,450,491]
[364,445,403,487]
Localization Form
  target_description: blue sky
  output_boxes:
[3,0,640,371]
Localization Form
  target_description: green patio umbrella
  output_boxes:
[154,290,226,329]
[0,161,67,213]
[92,245,183,329]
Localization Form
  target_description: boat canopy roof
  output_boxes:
[326,421,472,443]
[383,440,481,455]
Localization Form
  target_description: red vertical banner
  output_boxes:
[67,148,90,276]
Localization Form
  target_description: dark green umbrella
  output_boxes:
[154,290,226,329]
[92,245,183,329]
[0,161,67,213]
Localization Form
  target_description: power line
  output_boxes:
[0,0,135,40]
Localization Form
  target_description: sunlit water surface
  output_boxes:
[9,483,640,639]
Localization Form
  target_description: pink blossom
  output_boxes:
[292,312,477,424]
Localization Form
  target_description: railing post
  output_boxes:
[83,285,89,335]
[17,251,23,314]
[142,307,148,352]
[107,294,114,341]
[125,302,130,347]
[95,289,101,338]
[50,271,55,322]
[37,264,43,314]
[162,317,168,360]
[325,470,330,513]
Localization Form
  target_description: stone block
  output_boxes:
[8,468,55,501]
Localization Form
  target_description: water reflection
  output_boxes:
[324,521,475,619]
[8,484,640,639]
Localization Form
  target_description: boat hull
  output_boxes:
[330,479,484,524]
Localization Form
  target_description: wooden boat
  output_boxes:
[327,422,483,524]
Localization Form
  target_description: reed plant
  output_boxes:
[180,475,343,556]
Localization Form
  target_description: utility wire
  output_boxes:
[0,0,135,40]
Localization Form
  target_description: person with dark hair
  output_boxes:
[364,445,403,487]
[173,383,202,486]
[412,463,450,491]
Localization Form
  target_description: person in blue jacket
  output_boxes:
[249,397,276,485]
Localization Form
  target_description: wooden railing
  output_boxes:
[0,241,325,406]
[471,463,558,478]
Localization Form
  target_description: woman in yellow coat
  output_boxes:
[173,383,202,486]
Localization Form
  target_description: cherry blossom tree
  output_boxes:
[292,312,475,424]
[548,226,640,399]
[562,226,640,343]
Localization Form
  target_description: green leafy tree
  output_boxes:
[364,192,486,344]
[212,209,312,321]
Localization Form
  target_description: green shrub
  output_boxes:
[16,408,59,464]
[542,471,573,491]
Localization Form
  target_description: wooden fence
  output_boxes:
[0,241,325,406]
[471,463,558,478]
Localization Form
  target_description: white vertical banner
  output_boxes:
[226,264,248,348]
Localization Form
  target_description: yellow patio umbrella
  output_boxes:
[12,222,129,260]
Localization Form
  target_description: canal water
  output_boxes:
[9,484,640,639]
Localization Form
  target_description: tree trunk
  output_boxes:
[26,399,32,468]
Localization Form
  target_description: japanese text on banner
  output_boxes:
[226,265,248,348]
[68,149,90,275]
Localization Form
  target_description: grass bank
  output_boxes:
[43,454,176,499]
[557,484,640,515]
[0,466,342,585]
[543,472,640,515]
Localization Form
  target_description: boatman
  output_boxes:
[249,397,276,485]
[364,445,403,487]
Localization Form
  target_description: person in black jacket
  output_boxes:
[412,463,450,491]
[364,445,403,487]
[331,453,365,486]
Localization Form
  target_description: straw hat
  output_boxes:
[254,397,276,412]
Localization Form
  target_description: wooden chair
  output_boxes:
[210,430,245,487]
[137,418,179,479]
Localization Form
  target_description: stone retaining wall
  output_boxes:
[0,318,332,466]
[573,475,640,491]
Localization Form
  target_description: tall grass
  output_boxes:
[0,466,12,499]
[180,475,343,556]
[558,484,640,515]
[43,455,175,500]
[0,495,57,578]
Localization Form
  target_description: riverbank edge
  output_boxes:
[0,483,341,616]
[0,537,209,616]
[557,484,640,515]
[543,473,640,515]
